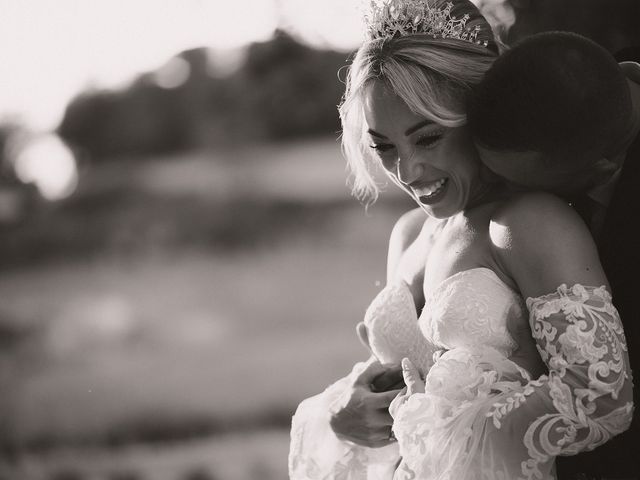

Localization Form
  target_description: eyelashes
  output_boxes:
[369,132,444,155]
[369,143,394,153]
[416,132,443,147]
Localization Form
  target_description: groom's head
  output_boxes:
[467,31,631,196]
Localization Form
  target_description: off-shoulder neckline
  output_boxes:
[390,267,521,315]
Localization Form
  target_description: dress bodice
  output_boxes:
[364,267,527,374]
[419,267,526,355]
[291,268,633,480]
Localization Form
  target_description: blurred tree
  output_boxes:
[0,122,39,225]
[58,31,349,160]
[0,122,22,177]
[57,90,119,159]
[58,82,190,160]
[236,30,347,140]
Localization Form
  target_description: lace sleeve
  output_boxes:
[484,284,634,478]
[511,284,634,472]
[391,284,634,480]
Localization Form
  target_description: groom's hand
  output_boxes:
[329,358,403,448]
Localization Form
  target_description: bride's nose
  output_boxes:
[397,148,425,185]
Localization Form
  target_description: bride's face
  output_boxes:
[363,81,485,219]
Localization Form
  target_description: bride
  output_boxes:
[289,0,634,478]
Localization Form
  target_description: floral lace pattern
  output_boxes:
[364,282,437,374]
[290,273,634,480]
[419,268,525,357]
[290,268,530,479]
[392,346,534,479]
[517,284,634,478]
[392,283,634,480]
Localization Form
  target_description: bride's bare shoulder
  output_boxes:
[386,207,430,284]
[490,192,582,243]
[488,192,601,291]
[390,207,430,250]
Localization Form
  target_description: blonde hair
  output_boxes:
[339,0,500,203]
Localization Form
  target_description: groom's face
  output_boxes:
[475,144,602,197]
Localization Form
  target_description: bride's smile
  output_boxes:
[290,1,636,479]
[362,81,486,219]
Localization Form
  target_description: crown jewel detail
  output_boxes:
[365,0,488,47]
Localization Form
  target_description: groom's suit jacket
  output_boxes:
[557,129,640,480]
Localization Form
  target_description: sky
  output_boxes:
[0,0,515,201]
[0,0,364,132]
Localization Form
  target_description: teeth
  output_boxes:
[415,178,447,197]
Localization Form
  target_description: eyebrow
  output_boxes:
[368,119,434,138]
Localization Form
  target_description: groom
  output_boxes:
[467,31,640,480]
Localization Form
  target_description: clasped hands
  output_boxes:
[328,319,545,448]
[328,322,424,448]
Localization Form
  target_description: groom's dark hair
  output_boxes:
[467,31,632,159]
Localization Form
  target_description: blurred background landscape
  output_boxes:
[0,1,639,479]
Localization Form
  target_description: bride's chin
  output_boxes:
[419,205,459,220]
[417,196,465,219]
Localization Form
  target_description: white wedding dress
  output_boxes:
[289,267,633,480]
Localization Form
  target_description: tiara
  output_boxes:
[365,0,489,48]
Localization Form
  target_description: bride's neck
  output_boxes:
[466,169,510,210]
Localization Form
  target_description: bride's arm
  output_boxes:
[326,207,427,445]
[386,193,632,480]
[489,193,633,471]
[386,207,428,283]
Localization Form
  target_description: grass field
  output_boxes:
[3,430,291,480]
[0,137,412,479]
